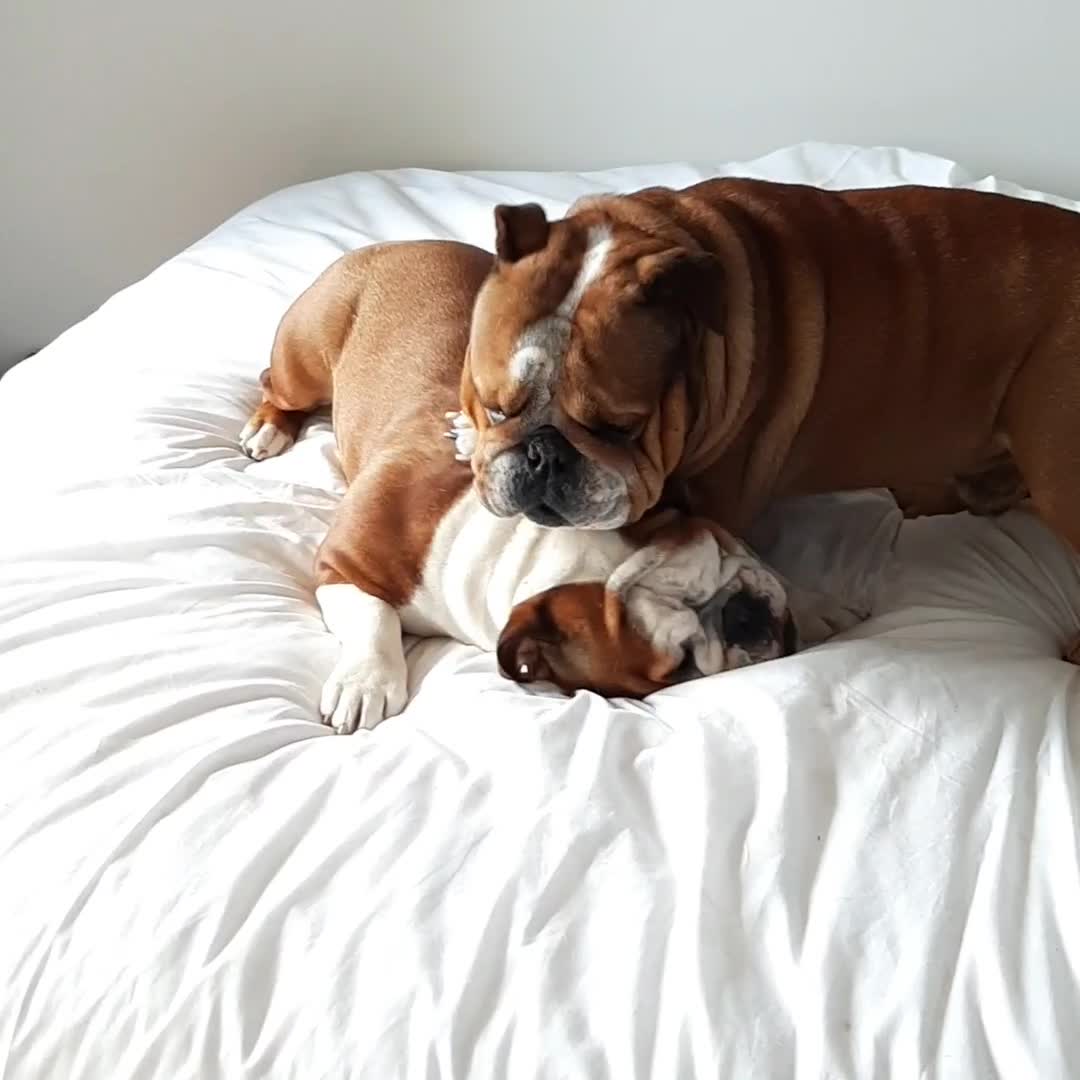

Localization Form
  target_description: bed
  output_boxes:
[2,142,1079,1079]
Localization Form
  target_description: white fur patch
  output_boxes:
[240,417,294,461]
[400,486,634,649]
[507,224,613,401]
[608,532,740,607]
[608,532,789,676]
[609,532,733,658]
[557,224,613,319]
[508,343,554,389]
[316,584,408,733]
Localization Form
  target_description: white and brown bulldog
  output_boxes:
[239,240,797,733]
[461,179,1080,658]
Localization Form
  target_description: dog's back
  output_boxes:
[329,241,494,481]
[273,239,493,481]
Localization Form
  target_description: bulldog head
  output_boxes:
[495,520,796,698]
[462,195,726,528]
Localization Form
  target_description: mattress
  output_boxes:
[2,142,1080,1079]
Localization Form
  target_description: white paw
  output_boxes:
[319,653,409,734]
[444,411,477,462]
[240,417,295,461]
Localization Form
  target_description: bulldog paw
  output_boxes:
[319,653,409,734]
[444,411,477,462]
[240,403,299,461]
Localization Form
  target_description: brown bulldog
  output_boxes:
[240,240,796,731]
[460,179,1080,653]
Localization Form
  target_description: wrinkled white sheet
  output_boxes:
[2,143,1080,1079]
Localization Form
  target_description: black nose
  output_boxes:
[525,426,576,479]
[721,590,774,647]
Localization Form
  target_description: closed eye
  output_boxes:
[586,419,643,442]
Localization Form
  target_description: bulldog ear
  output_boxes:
[497,631,554,684]
[496,597,561,683]
[636,249,725,331]
[494,203,550,263]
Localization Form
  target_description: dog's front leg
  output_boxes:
[315,584,408,734]
[313,473,416,734]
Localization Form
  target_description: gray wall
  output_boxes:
[4,0,1080,370]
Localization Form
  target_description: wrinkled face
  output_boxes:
[495,523,797,698]
[462,201,723,528]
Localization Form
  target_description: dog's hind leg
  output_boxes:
[1001,326,1080,661]
[891,447,1028,520]
[241,267,348,459]
[239,373,313,460]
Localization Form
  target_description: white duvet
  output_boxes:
[2,143,1080,1079]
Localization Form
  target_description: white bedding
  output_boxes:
[3,143,1080,1079]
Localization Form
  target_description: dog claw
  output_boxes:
[442,410,477,460]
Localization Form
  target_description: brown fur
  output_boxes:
[497,582,685,696]
[465,180,1080,656]
[497,512,793,696]
[244,240,789,697]
[256,240,488,604]
[468,180,1080,528]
